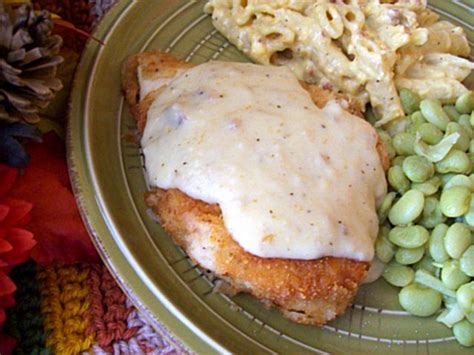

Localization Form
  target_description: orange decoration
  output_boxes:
[0,164,36,327]
[8,132,99,265]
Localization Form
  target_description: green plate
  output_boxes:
[68,1,473,353]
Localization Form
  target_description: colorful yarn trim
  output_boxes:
[2,261,177,354]
[85,264,139,351]
[37,264,95,354]
[4,261,50,354]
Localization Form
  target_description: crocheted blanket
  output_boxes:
[4,261,177,354]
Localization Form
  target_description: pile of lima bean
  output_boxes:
[374,90,474,347]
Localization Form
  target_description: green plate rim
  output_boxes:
[67,1,473,353]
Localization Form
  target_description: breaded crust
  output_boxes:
[122,51,382,325]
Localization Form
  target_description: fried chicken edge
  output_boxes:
[122,51,388,325]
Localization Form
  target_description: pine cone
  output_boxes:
[0,3,63,123]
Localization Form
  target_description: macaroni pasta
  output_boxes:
[205,0,473,126]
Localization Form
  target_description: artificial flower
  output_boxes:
[0,164,36,326]
[8,132,99,264]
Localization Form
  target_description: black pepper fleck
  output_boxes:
[277,105,281,109]
[321,124,326,128]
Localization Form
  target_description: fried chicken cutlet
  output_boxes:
[122,51,388,325]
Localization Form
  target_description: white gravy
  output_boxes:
[140,62,386,261]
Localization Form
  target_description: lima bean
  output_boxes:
[400,88,421,114]
[388,225,429,248]
[435,149,472,174]
[417,123,443,145]
[382,262,414,287]
[388,166,410,193]
[444,223,471,259]
[443,105,461,121]
[440,186,471,217]
[388,190,425,225]
[399,283,442,317]
[460,246,474,277]
[453,320,474,347]
[441,260,470,290]
[395,246,424,265]
[429,224,450,263]
[444,174,474,191]
[455,91,474,114]
[377,192,397,223]
[445,122,471,152]
[412,176,441,196]
[403,155,434,182]
[420,196,446,228]
[393,132,416,156]
[456,282,474,313]
[375,227,395,263]
[420,99,451,131]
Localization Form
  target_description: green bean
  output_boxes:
[414,132,460,162]
[470,140,474,154]
[440,187,471,218]
[412,176,441,196]
[375,227,396,263]
[402,155,434,182]
[429,224,450,263]
[388,225,429,248]
[393,132,416,156]
[471,111,474,127]
[460,246,474,277]
[417,123,444,145]
[399,283,442,317]
[377,130,396,160]
[437,303,465,328]
[382,262,414,287]
[444,222,471,259]
[444,174,474,191]
[443,105,461,122]
[420,196,446,228]
[420,99,451,131]
[441,260,470,290]
[453,320,474,347]
[445,122,471,152]
[377,192,396,224]
[388,190,425,225]
[388,166,410,193]
[457,281,474,313]
[391,156,405,167]
[455,91,474,114]
[414,254,439,276]
[435,149,472,174]
[395,246,424,265]
[415,269,457,298]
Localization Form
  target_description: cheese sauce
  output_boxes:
[141,62,387,261]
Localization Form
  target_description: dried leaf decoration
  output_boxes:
[8,132,99,265]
